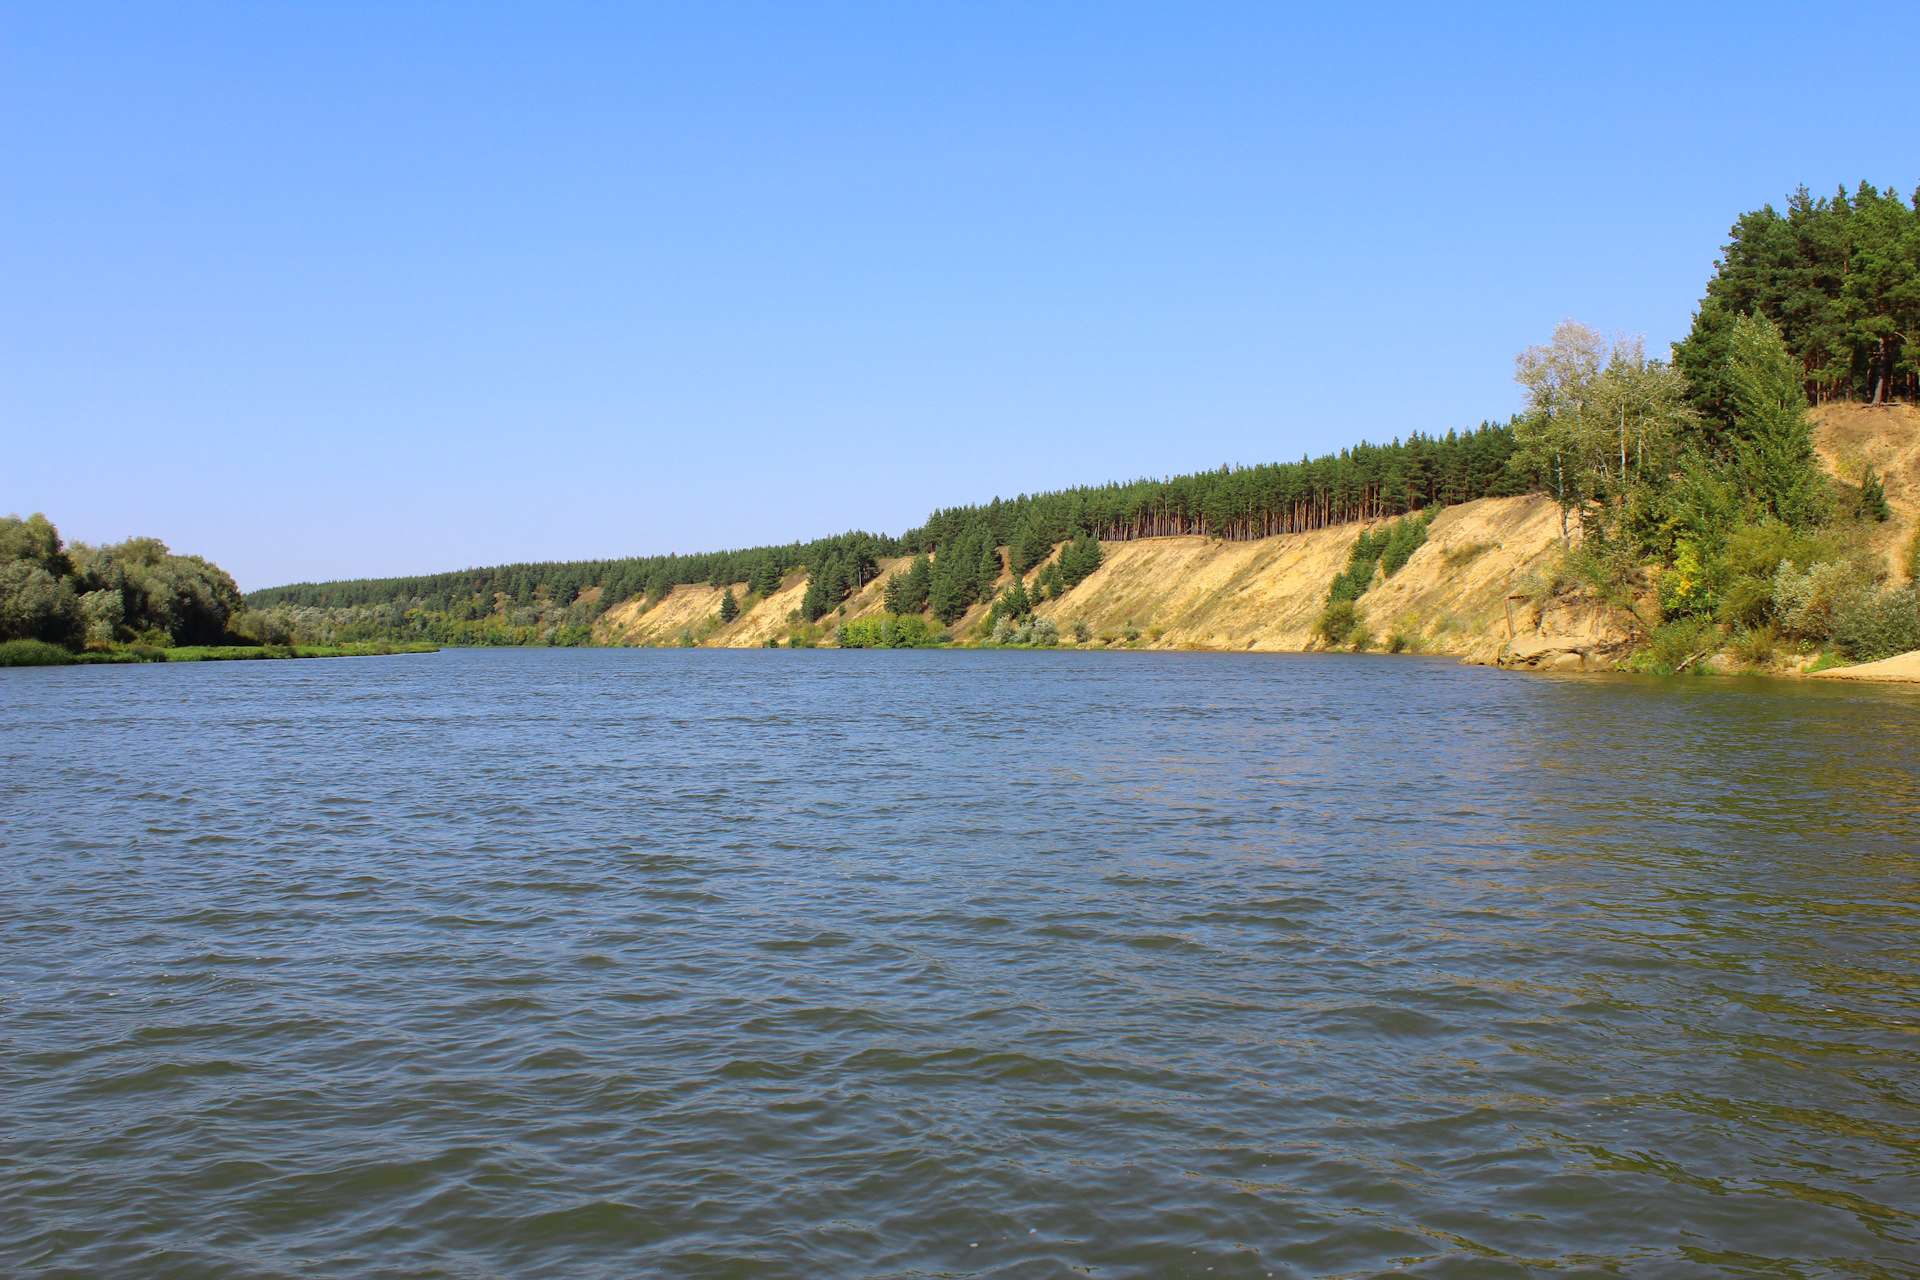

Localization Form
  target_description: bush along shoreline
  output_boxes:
[0,514,438,667]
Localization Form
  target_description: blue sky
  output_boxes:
[4,2,1915,589]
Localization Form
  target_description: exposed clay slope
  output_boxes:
[611,493,1617,657]
[595,558,922,647]
[593,403,1914,661]
[1027,492,1622,659]
[1811,401,1919,577]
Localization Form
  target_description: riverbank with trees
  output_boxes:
[0,514,437,665]
[20,182,1914,678]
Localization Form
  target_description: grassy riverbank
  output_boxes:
[0,638,439,666]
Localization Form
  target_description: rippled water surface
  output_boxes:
[5,649,1920,1278]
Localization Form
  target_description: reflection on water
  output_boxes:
[2,650,1917,1278]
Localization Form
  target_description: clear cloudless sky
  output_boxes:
[3,2,1916,589]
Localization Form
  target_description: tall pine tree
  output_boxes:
[1726,313,1825,527]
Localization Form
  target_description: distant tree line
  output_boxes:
[248,528,899,616]
[245,421,1532,640]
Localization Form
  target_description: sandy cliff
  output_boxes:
[592,493,1624,661]
[592,402,1917,673]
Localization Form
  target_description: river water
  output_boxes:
[3,649,1918,1278]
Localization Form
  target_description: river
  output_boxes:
[4,648,1918,1277]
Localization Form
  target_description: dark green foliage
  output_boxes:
[1643,617,1723,673]
[999,578,1031,621]
[1057,533,1103,587]
[0,514,244,648]
[1674,182,1919,425]
[912,422,1523,557]
[645,566,671,605]
[799,552,859,622]
[0,637,76,665]
[974,540,1003,598]
[1325,561,1373,605]
[0,558,80,645]
[1316,509,1433,643]
[1037,561,1065,600]
[718,589,739,622]
[1326,509,1431,608]
[836,613,940,648]
[800,555,836,622]
[848,539,880,591]
[883,553,932,615]
[1316,599,1357,646]
[1010,520,1051,576]
[1725,314,1826,527]
[1859,467,1892,522]
[928,542,973,624]
[749,557,784,597]
[0,514,72,578]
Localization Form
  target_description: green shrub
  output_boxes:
[1316,599,1356,645]
[1071,618,1091,643]
[1726,626,1777,667]
[1378,511,1432,577]
[1831,588,1920,663]
[838,612,938,648]
[1348,625,1375,652]
[1644,617,1721,673]
[1717,577,1774,629]
[1906,526,1920,584]
[0,638,75,666]
[1772,559,1879,641]
[1856,468,1891,522]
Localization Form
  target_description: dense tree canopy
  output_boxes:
[1674,182,1919,425]
[0,514,245,648]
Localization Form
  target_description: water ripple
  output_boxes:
[3,649,1918,1277]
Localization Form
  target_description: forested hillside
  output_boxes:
[239,179,1917,655]
[246,423,1531,645]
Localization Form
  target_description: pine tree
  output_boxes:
[719,588,739,622]
[800,558,833,622]
[1860,467,1892,522]
[748,559,780,597]
[929,548,968,623]
[1002,578,1031,619]
[974,539,1003,598]
[903,553,931,612]
[1727,313,1825,527]
[1011,520,1050,575]
[825,555,853,610]
[1040,561,1065,599]
[1059,532,1103,587]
